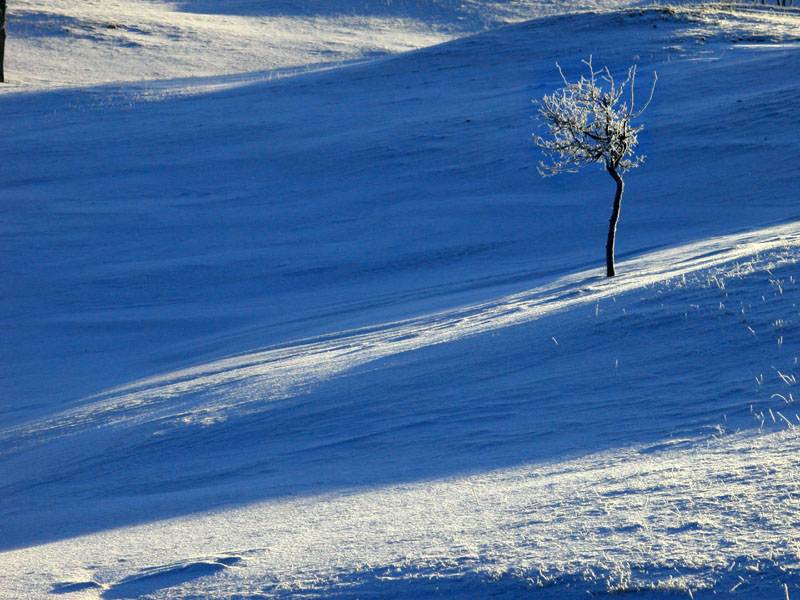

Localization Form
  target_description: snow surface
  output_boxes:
[2,1,800,598]
[6,0,643,90]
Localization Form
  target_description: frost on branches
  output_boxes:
[533,57,656,277]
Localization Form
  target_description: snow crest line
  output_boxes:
[4,222,799,446]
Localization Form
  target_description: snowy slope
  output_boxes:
[5,0,642,90]
[4,5,800,417]
[2,2,800,599]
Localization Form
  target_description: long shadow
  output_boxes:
[2,10,800,553]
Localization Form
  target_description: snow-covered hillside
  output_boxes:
[6,0,643,89]
[2,1,800,598]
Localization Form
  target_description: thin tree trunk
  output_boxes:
[0,0,6,83]
[605,165,624,277]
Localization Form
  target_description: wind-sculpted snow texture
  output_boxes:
[2,2,800,599]
[7,0,644,90]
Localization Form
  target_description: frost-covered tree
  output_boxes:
[533,58,656,277]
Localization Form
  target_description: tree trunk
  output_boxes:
[0,0,6,83]
[605,165,624,277]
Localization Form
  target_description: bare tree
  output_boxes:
[533,57,656,277]
[1,0,6,83]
